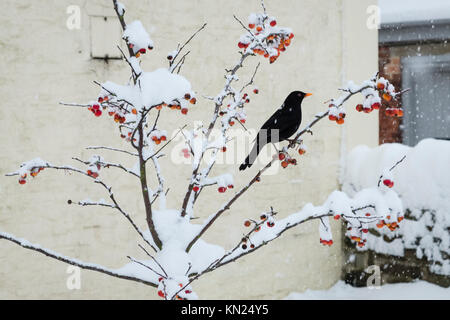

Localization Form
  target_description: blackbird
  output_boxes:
[239,91,312,171]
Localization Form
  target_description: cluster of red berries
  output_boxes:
[328,104,346,125]
[377,215,403,232]
[217,184,234,193]
[86,156,104,179]
[181,147,191,159]
[219,90,256,124]
[154,93,196,115]
[150,131,168,145]
[18,167,45,185]
[355,77,404,117]
[237,13,294,64]
[87,164,101,179]
[241,236,256,250]
[320,238,333,246]
[278,152,297,169]
[129,43,153,58]
[88,103,103,117]
[241,213,276,250]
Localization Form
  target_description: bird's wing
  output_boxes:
[259,107,301,142]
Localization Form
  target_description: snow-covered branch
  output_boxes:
[0,231,157,288]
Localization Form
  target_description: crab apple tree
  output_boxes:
[2,0,408,300]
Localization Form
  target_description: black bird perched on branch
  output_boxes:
[239,91,312,171]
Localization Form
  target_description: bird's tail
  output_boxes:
[239,138,265,171]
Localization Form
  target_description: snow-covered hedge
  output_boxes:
[343,138,450,276]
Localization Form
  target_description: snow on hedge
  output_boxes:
[343,138,450,275]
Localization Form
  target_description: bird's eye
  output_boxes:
[297,93,302,97]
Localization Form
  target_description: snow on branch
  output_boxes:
[0,231,158,287]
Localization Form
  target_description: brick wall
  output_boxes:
[378,45,403,144]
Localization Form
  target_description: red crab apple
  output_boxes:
[193,185,200,192]
[218,186,227,193]
[244,220,251,227]
[383,179,394,188]
[157,290,165,298]
[181,108,188,115]
[19,179,26,185]
[270,20,277,27]
[87,170,99,179]
[371,102,381,110]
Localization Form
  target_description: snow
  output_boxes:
[116,2,125,16]
[102,68,193,110]
[343,139,450,275]
[285,280,450,300]
[123,20,154,52]
[380,0,450,24]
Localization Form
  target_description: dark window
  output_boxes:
[401,53,450,146]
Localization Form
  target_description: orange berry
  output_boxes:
[256,26,263,32]
[336,118,345,125]
[377,82,385,90]
[132,108,137,115]
[281,160,288,168]
[189,97,196,104]
[244,220,251,227]
[382,93,392,102]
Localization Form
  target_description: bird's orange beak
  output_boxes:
[305,93,313,97]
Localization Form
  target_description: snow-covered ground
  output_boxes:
[285,281,450,300]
